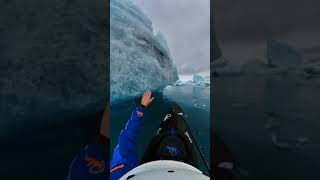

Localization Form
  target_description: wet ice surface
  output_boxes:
[110,0,178,104]
[214,75,320,180]
[111,82,210,174]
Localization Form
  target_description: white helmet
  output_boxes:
[119,160,210,180]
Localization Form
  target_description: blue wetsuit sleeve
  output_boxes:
[110,106,145,179]
[67,144,108,180]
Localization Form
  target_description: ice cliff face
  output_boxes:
[0,0,107,137]
[110,0,178,104]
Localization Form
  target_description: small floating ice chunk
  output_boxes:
[271,132,309,150]
[194,102,207,109]
[172,80,185,86]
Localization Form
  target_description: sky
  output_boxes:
[213,0,320,64]
[134,0,210,75]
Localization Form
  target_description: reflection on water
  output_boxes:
[214,75,320,180]
[111,84,210,173]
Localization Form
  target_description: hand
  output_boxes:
[141,90,154,108]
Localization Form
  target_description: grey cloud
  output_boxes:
[213,0,320,63]
[214,0,320,42]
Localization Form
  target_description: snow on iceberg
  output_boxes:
[110,0,178,104]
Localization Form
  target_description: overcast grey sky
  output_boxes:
[134,0,210,75]
[213,0,320,64]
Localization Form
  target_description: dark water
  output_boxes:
[0,112,103,180]
[111,84,210,174]
[214,75,320,179]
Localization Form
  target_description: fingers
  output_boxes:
[143,90,154,106]
[145,90,151,97]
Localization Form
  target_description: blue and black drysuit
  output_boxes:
[110,106,145,179]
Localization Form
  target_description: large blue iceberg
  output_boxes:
[110,0,179,104]
[0,0,108,138]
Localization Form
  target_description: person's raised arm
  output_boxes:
[118,90,154,154]
[110,90,154,178]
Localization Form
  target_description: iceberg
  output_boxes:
[193,73,210,87]
[171,73,210,87]
[193,73,206,84]
[212,40,308,77]
[110,0,178,104]
[0,0,108,137]
[267,40,303,68]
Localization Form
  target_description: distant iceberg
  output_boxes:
[193,73,206,84]
[212,40,310,77]
[193,73,210,87]
[266,40,303,68]
[172,73,209,87]
[110,0,178,104]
